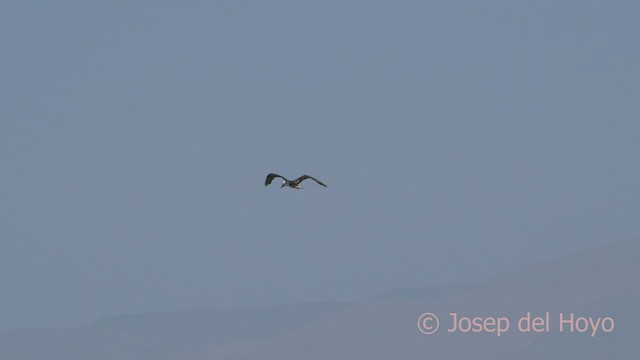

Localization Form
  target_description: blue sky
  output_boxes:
[1,1,639,330]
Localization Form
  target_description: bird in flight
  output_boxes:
[265,173,327,189]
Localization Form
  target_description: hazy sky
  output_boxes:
[1,1,639,331]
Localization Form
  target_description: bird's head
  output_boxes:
[281,181,286,188]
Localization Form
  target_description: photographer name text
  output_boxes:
[417,312,615,337]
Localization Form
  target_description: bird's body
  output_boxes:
[265,173,327,189]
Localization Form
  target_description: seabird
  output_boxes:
[265,173,327,189]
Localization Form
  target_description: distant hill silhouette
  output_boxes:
[1,240,637,359]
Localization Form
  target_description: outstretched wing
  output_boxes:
[265,173,286,186]
[296,175,327,187]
